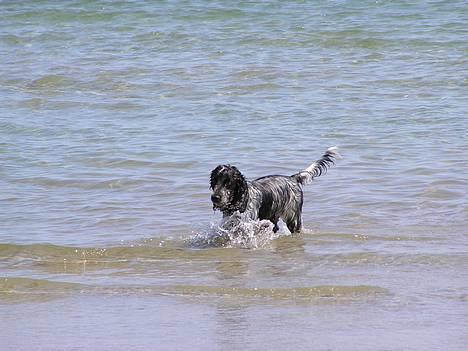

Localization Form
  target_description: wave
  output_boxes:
[0,218,284,266]
[12,176,150,190]
[0,242,184,262]
[0,277,388,302]
[0,231,462,267]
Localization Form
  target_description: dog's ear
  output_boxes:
[210,165,224,189]
[229,166,248,211]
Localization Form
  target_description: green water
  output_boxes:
[1,1,467,350]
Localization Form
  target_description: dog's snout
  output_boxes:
[211,194,221,203]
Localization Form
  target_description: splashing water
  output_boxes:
[186,212,287,249]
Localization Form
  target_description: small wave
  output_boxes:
[77,157,158,169]
[0,277,85,303]
[221,83,280,95]
[0,240,255,266]
[13,176,147,190]
[24,74,77,93]
[186,213,286,249]
[310,232,444,242]
[0,277,388,303]
[0,277,83,291]
[0,242,180,263]
[163,284,389,300]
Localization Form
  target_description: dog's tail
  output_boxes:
[292,146,340,185]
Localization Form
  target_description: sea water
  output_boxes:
[0,1,467,350]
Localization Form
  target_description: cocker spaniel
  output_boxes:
[210,147,339,233]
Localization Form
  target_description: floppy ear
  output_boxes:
[210,165,224,189]
[229,166,248,212]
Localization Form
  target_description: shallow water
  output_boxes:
[1,1,467,350]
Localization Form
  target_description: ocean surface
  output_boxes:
[1,1,467,350]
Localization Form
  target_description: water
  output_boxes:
[1,1,467,350]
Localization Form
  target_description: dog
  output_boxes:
[210,147,339,233]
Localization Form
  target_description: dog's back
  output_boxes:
[246,147,340,232]
[247,175,304,233]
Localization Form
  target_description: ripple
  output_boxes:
[12,176,148,190]
[24,75,78,93]
[161,284,389,299]
[0,277,388,303]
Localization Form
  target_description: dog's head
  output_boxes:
[210,165,248,215]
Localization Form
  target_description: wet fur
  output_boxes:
[210,147,339,233]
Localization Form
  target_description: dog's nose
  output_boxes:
[211,194,221,203]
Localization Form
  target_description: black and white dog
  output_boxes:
[210,147,339,234]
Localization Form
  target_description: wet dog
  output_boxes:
[210,147,339,233]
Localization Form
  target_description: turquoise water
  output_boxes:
[1,1,467,350]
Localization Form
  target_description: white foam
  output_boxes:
[187,213,287,249]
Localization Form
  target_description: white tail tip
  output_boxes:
[327,146,341,158]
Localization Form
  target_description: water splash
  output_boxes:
[186,212,287,249]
